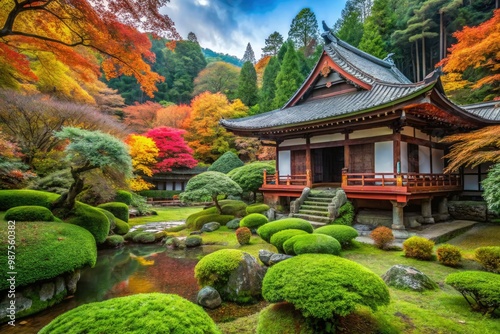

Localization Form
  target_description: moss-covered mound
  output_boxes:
[5,205,55,222]
[0,189,59,210]
[246,203,270,214]
[113,217,130,235]
[97,202,129,223]
[195,249,245,290]
[240,213,268,229]
[257,302,314,334]
[104,235,125,248]
[186,207,218,229]
[257,218,314,243]
[0,221,96,290]
[333,202,355,226]
[219,199,248,217]
[66,203,110,244]
[38,293,221,334]
[193,214,235,230]
[314,225,358,248]
[270,229,309,253]
[262,254,390,319]
[114,190,133,205]
[132,232,157,243]
[283,234,342,256]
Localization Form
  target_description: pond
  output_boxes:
[1,243,266,333]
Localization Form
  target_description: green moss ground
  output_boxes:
[128,206,204,226]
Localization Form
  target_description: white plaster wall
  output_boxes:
[280,138,307,147]
[464,175,479,191]
[419,146,431,173]
[432,148,444,173]
[349,127,392,139]
[279,150,291,176]
[400,142,408,173]
[310,133,344,144]
[401,126,414,137]
[375,141,394,173]
[415,129,429,140]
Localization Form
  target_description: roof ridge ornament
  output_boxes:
[383,53,395,65]
[321,20,337,44]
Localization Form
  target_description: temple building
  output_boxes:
[221,26,499,234]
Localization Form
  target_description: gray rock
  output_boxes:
[382,265,438,291]
[65,270,81,295]
[190,230,203,235]
[226,218,241,229]
[165,237,181,249]
[39,282,55,302]
[55,276,66,295]
[0,292,33,321]
[197,286,222,309]
[220,253,266,304]
[185,235,202,248]
[448,201,487,222]
[269,253,293,266]
[201,222,220,232]
[259,250,292,266]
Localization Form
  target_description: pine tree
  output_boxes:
[242,43,256,64]
[288,8,320,53]
[334,1,365,46]
[262,31,284,56]
[273,41,304,109]
[187,32,198,43]
[237,61,258,106]
[259,57,280,113]
[358,20,387,58]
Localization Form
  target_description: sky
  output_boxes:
[163,0,348,60]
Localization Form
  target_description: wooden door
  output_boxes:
[349,143,374,173]
[312,149,323,182]
[291,150,307,175]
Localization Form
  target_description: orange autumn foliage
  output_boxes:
[123,102,163,132]
[154,104,192,129]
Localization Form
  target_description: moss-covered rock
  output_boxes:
[257,218,313,243]
[97,208,116,231]
[66,203,110,244]
[114,190,132,205]
[113,217,130,235]
[270,229,309,253]
[193,214,234,230]
[246,203,270,214]
[132,232,156,244]
[240,213,268,229]
[219,199,248,217]
[186,207,218,229]
[283,234,342,256]
[103,235,125,248]
[97,202,129,223]
[226,218,241,229]
[185,235,203,247]
[257,302,314,334]
[5,205,55,222]
[314,225,358,248]
[382,265,438,291]
[38,293,221,334]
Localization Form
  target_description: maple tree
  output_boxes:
[255,55,271,88]
[0,131,34,189]
[193,62,240,99]
[143,127,197,173]
[0,0,180,97]
[154,104,192,129]
[125,134,159,191]
[123,101,162,132]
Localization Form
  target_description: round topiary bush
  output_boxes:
[208,151,244,174]
[185,207,218,229]
[257,302,314,334]
[436,244,462,267]
[132,232,156,244]
[5,205,55,222]
[283,234,341,256]
[38,293,221,334]
[445,271,500,314]
[114,190,132,205]
[314,225,358,248]
[262,254,390,319]
[474,246,500,273]
[370,226,394,250]
[403,236,435,260]
[236,227,252,245]
[240,213,268,229]
[257,218,314,243]
[66,203,110,244]
[246,203,270,214]
[220,200,248,217]
[270,229,309,254]
[195,249,245,291]
[97,202,129,222]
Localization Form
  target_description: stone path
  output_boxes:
[129,221,185,233]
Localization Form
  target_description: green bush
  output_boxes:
[113,217,130,235]
[97,202,129,222]
[257,218,314,243]
[137,189,182,200]
[262,254,390,319]
[66,203,110,244]
[114,190,132,205]
[208,151,244,174]
[436,244,462,267]
[104,235,124,248]
[370,226,394,250]
[270,229,309,253]
[236,227,252,245]
[130,192,151,215]
[5,205,55,222]
[0,221,96,290]
[283,234,341,256]
[219,199,247,217]
[246,203,270,214]
[333,201,355,226]
[257,302,314,334]
[314,225,358,248]
[0,189,58,210]
[445,271,500,314]
[240,213,268,229]
[132,232,157,243]
[195,249,245,290]
[28,169,72,195]
[193,214,235,230]
[38,293,221,334]
[403,236,435,260]
[474,246,500,273]
[185,207,218,229]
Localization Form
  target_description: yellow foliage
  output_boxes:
[128,176,155,192]
[125,134,158,177]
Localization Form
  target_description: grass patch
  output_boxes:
[128,206,204,226]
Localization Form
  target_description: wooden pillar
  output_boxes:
[344,131,350,171]
[305,136,312,187]
[393,132,401,174]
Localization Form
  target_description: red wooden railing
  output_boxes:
[263,169,311,187]
[342,172,461,188]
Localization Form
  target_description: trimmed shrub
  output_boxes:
[402,236,435,260]
[240,213,268,229]
[283,234,341,256]
[193,214,235,230]
[370,226,394,250]
[38,293,221,334]
[474,246,500,273]
[186,207,218,229]
[66,203,110,244]
[262,254,390,319]
[137,189,182,200]
[114,190,132,205]
[5,205,55,222]
[314,225,358,248]
[333,201,355,226]
[270,229,309,253]
[236,227,252,245]
[445,271,500,314]
[97,208,115,228]
[104,235,124,248]
[195,249,245,290]
[113,218,130,235]
[436,244,462,267]
[0,189,59,210]
[208,151,244,174]
[257,218,314,243]
[97,202,129,222]
[0,221,96,290]
[220,200,247,217]
[132,232,156,243]
[246,203,270,214]
[257,302,314,334]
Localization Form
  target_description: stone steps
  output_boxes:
[298,209,330,217]
[303,201,330,207]
[293,213,331,224]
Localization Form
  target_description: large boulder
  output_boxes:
[197,286,222,309]
[448,201,487,222]
[201,222,221,232]
[259,250,293,267]
[382,265,438,291]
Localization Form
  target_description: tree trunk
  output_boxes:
[422,36,426,78]
[213,195,222,214]
[415,41,420,82]
[439,12,444,61]
[52,166,90,213]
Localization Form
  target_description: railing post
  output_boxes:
[306,169,311,187]
[342,168,348,187]
[263,169,267,186]
[286,175,290,186]
[397,173,403,187]
[275,171,279,185]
